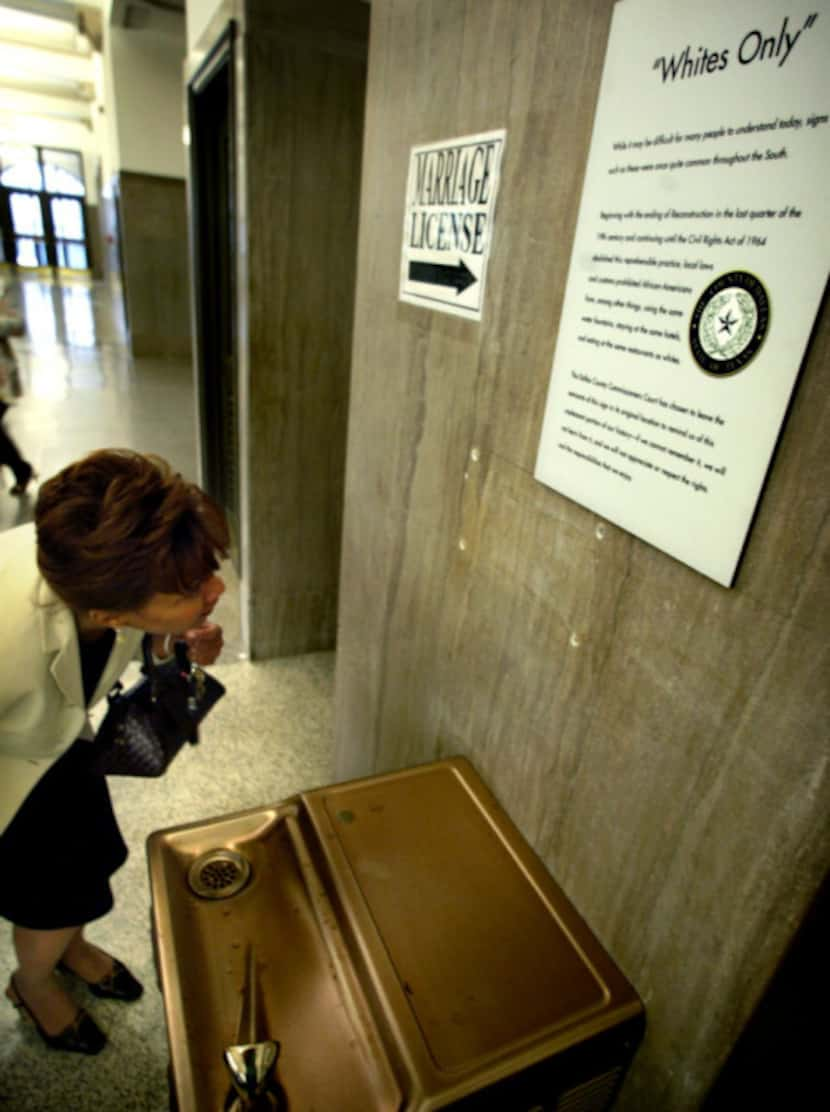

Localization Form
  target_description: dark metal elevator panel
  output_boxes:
[188,24,240,566]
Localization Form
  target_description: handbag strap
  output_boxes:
[141,634,192,676]
[140,633,154,672]
[174,640,191,672]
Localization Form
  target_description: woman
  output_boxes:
[0,284,35,495]
[0,449,229,1054]
[0,405,35,495]
[0,342,35,495]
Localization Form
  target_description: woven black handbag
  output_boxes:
[91,634,225,777]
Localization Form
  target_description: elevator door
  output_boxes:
[189,27,239,565]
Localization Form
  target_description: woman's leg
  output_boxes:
[0,420,33,491]
[61,928,116,982]
[8,923,83,1035]
[0,419,27,480]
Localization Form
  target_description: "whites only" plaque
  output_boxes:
[399,129,506,321]
[535,0,829,587]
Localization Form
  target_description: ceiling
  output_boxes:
[0,0,184,135]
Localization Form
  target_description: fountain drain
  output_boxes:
[187,849,251,900]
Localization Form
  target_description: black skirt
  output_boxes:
[0,739,128,930]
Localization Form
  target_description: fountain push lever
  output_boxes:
[223,945,284,1110]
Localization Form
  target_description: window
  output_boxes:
[0,144,43,191]
[0,144,89,272]
[42,149,85,197]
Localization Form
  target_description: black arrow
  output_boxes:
[408,258,477,295]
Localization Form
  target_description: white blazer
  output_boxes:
[0,523,142,835]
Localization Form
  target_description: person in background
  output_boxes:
[0,449,229,1054]
[0,295,35,495]
[0,394,35,495]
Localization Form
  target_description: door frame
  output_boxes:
[187,22,240,567]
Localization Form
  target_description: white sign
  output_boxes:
[399,129,506,321]
[535,0,830,587]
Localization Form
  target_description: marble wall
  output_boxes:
[239,0,369,657]
[85,202,104,280]
[118,171,191,358]
[333,1,830,1108]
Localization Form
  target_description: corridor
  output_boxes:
[1,273,197,533]
[0,273,336,1111]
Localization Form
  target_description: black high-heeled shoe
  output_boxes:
[58,956,143,1002]
[6,975,107,1055]
[10,462,36,495]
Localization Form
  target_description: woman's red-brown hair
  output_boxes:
[35,450,230,612]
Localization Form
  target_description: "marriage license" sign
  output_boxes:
[399,129,506,321]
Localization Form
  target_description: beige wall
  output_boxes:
[105,23,187,179]
[101,15,189,357]
[111,31,185,179]
[333,1,830,1108]
[186,0,231,56]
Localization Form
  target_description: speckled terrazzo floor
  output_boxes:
[0,275,337,1110]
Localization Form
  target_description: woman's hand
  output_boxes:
[182,622,224,666]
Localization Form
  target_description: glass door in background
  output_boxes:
[0,144,90,275]
[8,190,48,268]
[43,147,88,273]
